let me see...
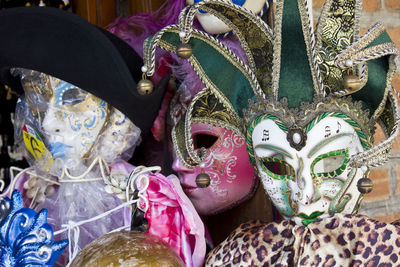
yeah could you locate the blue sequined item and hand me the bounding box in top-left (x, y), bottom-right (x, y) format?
top-left (0, 190), bottom-right (68, 266)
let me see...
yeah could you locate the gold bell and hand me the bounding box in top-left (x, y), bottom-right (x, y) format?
top-left (343, 69), bottom-right (361, 93)
top-left (357, 177), bottom-right (373, 194)
top-left (176, 43), bottom-right (192, 59)
top-left (196, 172), bottom-right (210, 188)
top-left (137, 78), bottom-right (154, 95)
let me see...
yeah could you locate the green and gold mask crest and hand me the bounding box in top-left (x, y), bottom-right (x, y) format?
top-left (142, 0), bottom-right (399, 171)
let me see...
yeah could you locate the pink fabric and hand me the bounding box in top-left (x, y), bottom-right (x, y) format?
top-left (110, 161), bottom-right (206, 267)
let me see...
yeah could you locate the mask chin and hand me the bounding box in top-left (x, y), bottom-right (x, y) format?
top-left (90, 108), bottom-right (141, 164)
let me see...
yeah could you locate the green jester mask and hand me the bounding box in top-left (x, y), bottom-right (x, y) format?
top-left (142, 0), bottom-right (399, 225)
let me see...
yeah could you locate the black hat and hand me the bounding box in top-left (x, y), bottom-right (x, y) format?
top-left (0, 7), bottom-right (168, 133)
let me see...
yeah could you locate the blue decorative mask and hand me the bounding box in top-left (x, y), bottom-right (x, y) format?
top-left (0, 190), bottom-right (68, 266)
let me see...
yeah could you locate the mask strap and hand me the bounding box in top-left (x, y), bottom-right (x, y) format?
top-left (54, 199), bottom-right (137, 265)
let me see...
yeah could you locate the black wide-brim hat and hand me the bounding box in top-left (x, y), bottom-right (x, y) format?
top-left (0, 7), bottom-right (168, 133)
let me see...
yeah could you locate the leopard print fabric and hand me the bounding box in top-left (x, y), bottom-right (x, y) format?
top-left (206, 214), bottom-right (400, 266)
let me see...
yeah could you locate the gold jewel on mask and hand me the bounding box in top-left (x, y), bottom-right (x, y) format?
top-left (176, 31), bottom-right (192, 59)
top-left (342, 61), bottom-right (361, 93)
top-left (357, 176), bottom-right (373, 194)
top-left (196, 162), bottom-right (211, 188)
top-left (286, 127), bottom-right (307, 151)
top-left (137, 72), bottom-right (154, 95)
top-left (176, 43), bottom-right (193, 59)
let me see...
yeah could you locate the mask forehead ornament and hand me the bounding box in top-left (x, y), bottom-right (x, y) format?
top-left (142, 0), bottom-right (399, 224)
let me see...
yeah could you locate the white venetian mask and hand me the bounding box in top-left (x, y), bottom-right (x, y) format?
top-left (41, 79), bottom-right (109, 160)
top-left (249, 113), bottom-right (368, 225)
top-left (187, 0), bottom-right (268, 35)
top-left (14, 69), bottom-right (141, 173)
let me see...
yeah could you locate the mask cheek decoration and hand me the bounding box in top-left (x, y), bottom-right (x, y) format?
top-left (45, 82), bottom-right (108, 159)
top-left (173, 121), bottom-right (257, 215)
top-left (255, 155), bottom-right (298, 216)
top-left (192, 130), bottom-right (218, 182)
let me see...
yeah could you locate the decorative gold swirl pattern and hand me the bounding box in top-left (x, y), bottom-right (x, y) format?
top-left (317, 0), bottom-right (356, 94)
top-left (191, 91), bottom-right (239, 129)
top-left (203, 3), bottom-right (274, 96)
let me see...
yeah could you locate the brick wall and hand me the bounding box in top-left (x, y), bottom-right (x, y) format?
top-left (314, 0), bottom-right (400, 222)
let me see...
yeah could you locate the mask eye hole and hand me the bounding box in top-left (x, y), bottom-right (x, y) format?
top-left (62, 88), bottom-right (87, 106)
top-left (312, 149), bottom-right (349, 178)
top-left (260, 156), bottom-right (295, 180)
top-left (192, 133), bottom-right (218, 149)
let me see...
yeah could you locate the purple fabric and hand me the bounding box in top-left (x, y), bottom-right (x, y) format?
top-left (107, 0), bottom-right (186, 56)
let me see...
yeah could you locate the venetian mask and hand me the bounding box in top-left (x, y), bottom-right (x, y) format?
top-left (172, 122), bottom-right (256, 215)
top-left (13, 69), bottom-right (140, 172)
top-left (248, 110), bottom-right (370, 225)
top-left (41, 79), bottom-right (108, 160)
top-left (187, 0), bottom-right (270, 35)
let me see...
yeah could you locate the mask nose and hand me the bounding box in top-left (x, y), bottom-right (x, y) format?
top-left (296, 173), bottom-right (315, 205)
top-left (295, 156), bottom-right (315, 206)
top-left (172, 157), bottom-right (195, 174)
top-left (42, 108), bottom-right (63, 136)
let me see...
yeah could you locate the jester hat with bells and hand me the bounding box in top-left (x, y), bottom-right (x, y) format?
top-left (141, 0), bottom-right (399, 225)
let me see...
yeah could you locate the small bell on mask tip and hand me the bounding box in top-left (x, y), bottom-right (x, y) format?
top-left (343, 66), bottom-right (361, 93)
top-left (137, 71), bottom-right (154, 95)
top-left (196, 163), bottom-right (210, 188)
top-left (176, 43), bottom-right (193, 59)
top-left (357, 177), bottom-right (373, 194)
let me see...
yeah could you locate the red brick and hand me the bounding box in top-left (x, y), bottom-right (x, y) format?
top-left (393, 74), bottom-right (400, 95)
top-left (391, 134), bottom-right (400, 152)
top-left (374, 213), bottom-right (400, 223)
top-left (360, 28), bottom-right (368, 37)
top-left (362, 0), bottom-right (380, 11)
top-left (363, 169), bottom-right (390, 202)
top-left (387, 28), bottom-right (400, 52)
top-left (391, 75), bottom-right (400, 151)
top-left (373, 123), bottom-right (385, 145)
top-left (313, 0), bottom-right (325, 8)
top-left (386, 0), bottom-right (400, 10)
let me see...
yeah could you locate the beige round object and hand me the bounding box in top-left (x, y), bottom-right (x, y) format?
top-left (357, 177), bottom-right (373, 194)
top-left (195, 173), bottom-right (211, 188)
top-left (70, 231), bottom-right (184, 267)
top-left (176, 43), bottom-right (192, 59)
top-left (28, 177), bottom-right (38, 188)
top-left (343, 74), bottom-right (361, 93)
top-left (137, 79), bottom-right (154, 95)
top-left (45, 185), bottom-right (56, 197)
